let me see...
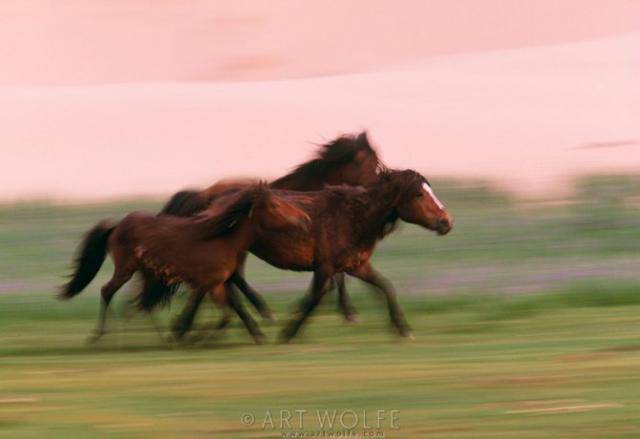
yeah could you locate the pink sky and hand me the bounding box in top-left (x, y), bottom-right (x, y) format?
top-left (1, 1), bottom-right (639, 200)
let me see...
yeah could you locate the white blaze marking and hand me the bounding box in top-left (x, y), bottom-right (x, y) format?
top-left (422, 182), bottom-right (445, 209)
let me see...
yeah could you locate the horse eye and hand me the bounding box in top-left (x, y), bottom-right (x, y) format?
top-left (416, 192), bottom-right (423, 198)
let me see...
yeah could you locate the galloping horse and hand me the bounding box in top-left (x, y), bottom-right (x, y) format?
top-left (274, 169), bottom-right (452, 340)
top-left (140, 132), bottom-right (382, 323)
top-left (60, 184), bottom-right (310, 343)
top-left (174, 169), bottom-right (453, 341)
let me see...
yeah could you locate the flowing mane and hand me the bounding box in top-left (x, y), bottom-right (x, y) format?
top-left (193, 183), bottom-right (267, 240)
top-left (376, 168), bottom-right (428, 198)
top-left (138, 131), bottom-right (385, 313)
top-left (271, 131), bottom-right (379, 187)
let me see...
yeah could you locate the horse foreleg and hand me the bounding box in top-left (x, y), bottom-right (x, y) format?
top-left (171, 288), bottom-right (207, 340)
top-left (348, 263), bottom-right (412, 338)
top-left (280, 270), bottom-right (332, 343)
top-left (335, 273), bottom-right (358, 323)
top-left (214, 303), bottom-right (233, 330)
top-left (230, 266), bottom-right (275, 321)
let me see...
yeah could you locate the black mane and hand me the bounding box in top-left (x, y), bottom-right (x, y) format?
top-left (350, 169), bottom-right (428, 241)
top-left (271, 131), bottom-right (378, 187)
top-left (193, 183), bottom-right (267, 239)
top-left (376, 168), bottom-right (427, 197)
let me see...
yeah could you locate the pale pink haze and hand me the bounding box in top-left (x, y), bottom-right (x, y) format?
top-left (1, 0), bottom-right (639, 200)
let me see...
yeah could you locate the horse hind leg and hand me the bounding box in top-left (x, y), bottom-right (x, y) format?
top-left (230, 270), bottom-right (275, 322)
top-left (225, 283), bottom-right (266, 344)
top-left (88, 267), bottom-right (135, 343)
top-left (214, 304), bottom-right (233, 331)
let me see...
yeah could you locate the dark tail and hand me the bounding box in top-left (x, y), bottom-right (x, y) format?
top-left (160, 189), bottom-right (206, 216)
top-left (136, 275), bottom-right (178, 312)
top-left (59, 220), bottom-right (115, 299)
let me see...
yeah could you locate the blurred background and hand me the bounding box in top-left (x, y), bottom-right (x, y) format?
top-left (1, 1), bottom-right (639, 437)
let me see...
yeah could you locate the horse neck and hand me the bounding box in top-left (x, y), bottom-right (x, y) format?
top-left (348, 183), bottom-right (403, 243)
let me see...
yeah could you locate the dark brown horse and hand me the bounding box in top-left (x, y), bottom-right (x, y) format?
top-left (59, 184), bottom-right (310, 342)
top-left (276, 169), bottom-right (452, 340)
top-left (141, 132), bottom-right (382, 323)
top-left (175, 169), bottom-right (452, 341)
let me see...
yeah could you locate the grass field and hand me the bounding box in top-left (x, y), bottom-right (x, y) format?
top-left (2, 291), bottom-right (640, 438)
top-left (1, 176), bottom-right (640, 437)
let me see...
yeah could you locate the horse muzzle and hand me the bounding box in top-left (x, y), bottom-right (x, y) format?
top-left (436, 216), bottom-right (452, 235)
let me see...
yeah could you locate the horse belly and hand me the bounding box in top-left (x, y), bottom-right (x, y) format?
top-left (250, 234), bottom-right (314, 272)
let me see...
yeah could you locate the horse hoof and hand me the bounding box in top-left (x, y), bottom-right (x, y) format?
top-left (86, 332), bottom-right (105, 344)
top-left (170, 328), bottom-right (187, 343)
top-left (345, 315), bottom-right (360, 324)
top-left (253, 334), bottom-right (267, 345)
top-left (278, 332), bottom-right (293, 344)
top-left (186, 331), bottom-right (208, 344)
top-left (400, 330), bottom-right (415, 341)
top-left (263, 313), bottom-right (277, 324)
top-left (214, 320), bottom-right (232, 331)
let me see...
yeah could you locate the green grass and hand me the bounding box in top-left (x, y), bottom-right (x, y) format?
top-left (0, 290), bottom-right (640, 438)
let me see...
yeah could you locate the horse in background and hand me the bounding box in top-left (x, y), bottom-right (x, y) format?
top-left (140, 132), bottom-right (382, 323)
top-left (59, 183), bottom-right (310, 343)
top-left (173, 169), bottom-right (452, 341)
top-left (270, 169), bottom-right (453, 341)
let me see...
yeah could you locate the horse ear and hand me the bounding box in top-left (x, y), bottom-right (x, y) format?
top-left (356, 131), bottom-right (371, 149)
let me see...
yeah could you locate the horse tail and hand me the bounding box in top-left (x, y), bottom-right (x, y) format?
top-left (160, 189), bottom-right (207, 217)
top-left (59, 220), bottom-right (115, 299)
top-left (135, 274), bottom-right (176, 312)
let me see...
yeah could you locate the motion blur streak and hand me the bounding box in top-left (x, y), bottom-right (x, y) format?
top-left (1, 1), bottom-right (640, 437)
